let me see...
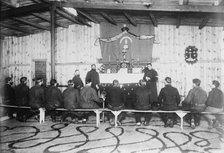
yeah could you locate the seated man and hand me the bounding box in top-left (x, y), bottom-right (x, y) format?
top-left (105, 80), bottom-right (126, 126)
top-left (79, 81), bottom-right (102, 123)
top-left (3, 77), bottom-right (15, 119)
top-left (204, 80), bottom-right (224, 129)
top-left (29, 78), bottom-right (45, 120)
top-left (14, 77), bottom-right (29, 122)
top-left (158, 77), bottom-right (180, 128)
top-left (183, 78), bottom-right (207, 129)
top-left (61, 80), bottom-right (81, 122)
top-left (133, 79), bottom-right (152, 126)
top-left (46, 79), bottom-right (63, 122)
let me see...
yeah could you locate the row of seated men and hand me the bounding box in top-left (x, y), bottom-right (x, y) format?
top-left (3, 76), bottom-right (224, 129)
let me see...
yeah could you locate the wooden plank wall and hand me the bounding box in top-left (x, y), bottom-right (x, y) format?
top-left (153, 25), bottom-right (224, 96)
top-left (1, 23), bottom-right (223, 96)
top-left (1, 23), bottom-right (101, 87)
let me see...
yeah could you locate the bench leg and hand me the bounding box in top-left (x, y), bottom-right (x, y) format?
top-left (94, 110), bottom-right (102, 127)
top-left (39, 108), bottom-right (45, 124)
top-left (111, 111), bottom-right (121, 128)
top-left (176, 112), bottom-right (188, 130)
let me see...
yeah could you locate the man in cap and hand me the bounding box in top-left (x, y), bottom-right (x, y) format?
top-left (158, 77), bottom-right (181, 127)
top-left (46, 79), bottom-right (63, 122)
top-left (143, 63), bottom-right (158, 105)
top-left (183, 78), bottom-right (207, 129)
top-left (133, 79), bottom-right (152, 126)
top-left (14, 77), bottom-right (29, 122)
top-left (204, 80), bottom-right (224, 129)
top-left (29, 78), bottom-right (45, 120)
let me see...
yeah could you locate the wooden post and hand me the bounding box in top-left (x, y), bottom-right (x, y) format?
top-left (50, 2), bottom-right (56, 79)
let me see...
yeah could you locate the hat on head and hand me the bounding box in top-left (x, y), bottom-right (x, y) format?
top-left (147, 63), bottom-right (152, 66)
top-left (5, 77), bottom-right (12, 83)
top-left (193, 78), bottom-right (201, 86)
top-left (212, 80), bottom-right (220, 88)
top-left (165, 77), bottom-right (171, 83)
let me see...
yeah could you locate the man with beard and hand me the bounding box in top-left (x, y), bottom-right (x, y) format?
top-left (14, 77), bottom-right (29, 122)
top-left (85, 64), bottom-right (100, 92)
top-left (143, 63), bottom-right (158, 105)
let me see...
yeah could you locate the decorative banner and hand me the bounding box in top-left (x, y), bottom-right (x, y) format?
top-left (99, 23), bottom-right (155, 63)
top-left (184, 46), bottom-right (198, 64)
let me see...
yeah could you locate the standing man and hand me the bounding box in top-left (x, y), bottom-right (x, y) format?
top-left (158, 77), bottom-right (181, 128)
top-left (72, 69), bottom-right (84, 90)
top-left (46, 79), bottom-right (63, 122)
top-left (133, 79), bottom-right (152, 126)
top-left (143, 63), bottom-right (158, 104)
top-left (204, 80), bottom-right (224, 129)
top-left (3, 77), bottom-right (15, 118)
top-left (14, 77), bottom-right (29, 122)
top-left (85, 64), bottom-right (100, 92)
top-left (183, 78), bottom-right (207, 129)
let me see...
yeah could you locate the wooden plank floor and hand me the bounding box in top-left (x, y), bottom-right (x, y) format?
top-left (0, 115), bottom-right (224, 153)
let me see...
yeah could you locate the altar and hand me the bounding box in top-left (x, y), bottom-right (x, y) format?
top-left (99, 69), bottom-right (144, 84)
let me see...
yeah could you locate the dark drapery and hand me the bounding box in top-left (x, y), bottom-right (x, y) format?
top-left (100, 23), bottom-right (154, 63)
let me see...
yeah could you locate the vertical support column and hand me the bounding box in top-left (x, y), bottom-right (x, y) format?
top-left (50, 2), bottom-right (56, 79)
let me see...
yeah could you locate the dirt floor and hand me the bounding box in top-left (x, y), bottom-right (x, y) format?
top-left (0, 114), bottom-right (224, 153)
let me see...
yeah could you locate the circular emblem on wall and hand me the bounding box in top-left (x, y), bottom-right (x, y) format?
top-left (184, 46), bottom-right (198, 64)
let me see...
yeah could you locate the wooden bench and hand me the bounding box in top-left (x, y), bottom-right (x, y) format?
top-left (1, 104), bottom-right (223, 130)
top-left (0, 104), bottom-right (45, 124)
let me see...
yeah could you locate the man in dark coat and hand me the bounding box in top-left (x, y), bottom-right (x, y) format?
top-left (183, 78), bottom-right (207, 129)
top-left (14, 77), bottom-right (29, 122)
top-left (158, 77), bottom-right (181, 127)
top-left (204, 80), bottom-right (224, 129)
top-left (3, 77), bottom-right (15, 118)
top-left (72, 69), bottom-right (84, 90)
top-left (106, 80), bottom-right (126, 125)
top-left (143, 63), bottom-right (158, 104)
top-left (29, 78), bottom-right (45, 116)
top-left (79, 81), bottom-right (102, 123)
top-left (85, 64), bottom-right (100, 92)
top-left (133, 79), bottom-right (152, 126)
top-left (46, 79), bottom-right (63, 122)
top-left (61, 80), bottom-right (81, 121)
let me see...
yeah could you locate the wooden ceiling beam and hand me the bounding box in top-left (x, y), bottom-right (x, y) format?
top-left (0, 22), bottom-right (32, 34)
top-left (199, 16), bottom-right (210, 29)
top-left (0, 3), bottom-right (49, 21)
top-left (77, 9), bottom-right (99, 23)
top-left (176, 14), bottom-right (181, 28)
top-left (100, 12), bottom-right (117, 25)
top-left (13, 17), bottom-right (50, 31)
top-left (149, 13), bottom-right (158, 27)
top-left (55, 8), bottom-right (83, 25)
top-left (219, 0), bottom-right (224, 5)
top-left (32, 13), bottom-right (68, 28)
top-left (59, 7), bottom-right (91, 27)
top-left (57, 1), bottom-right (224, 13)
top-left (123, 12), bottom-right (137, 26)
top-left (179, 0), bottom-right (189, 5)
